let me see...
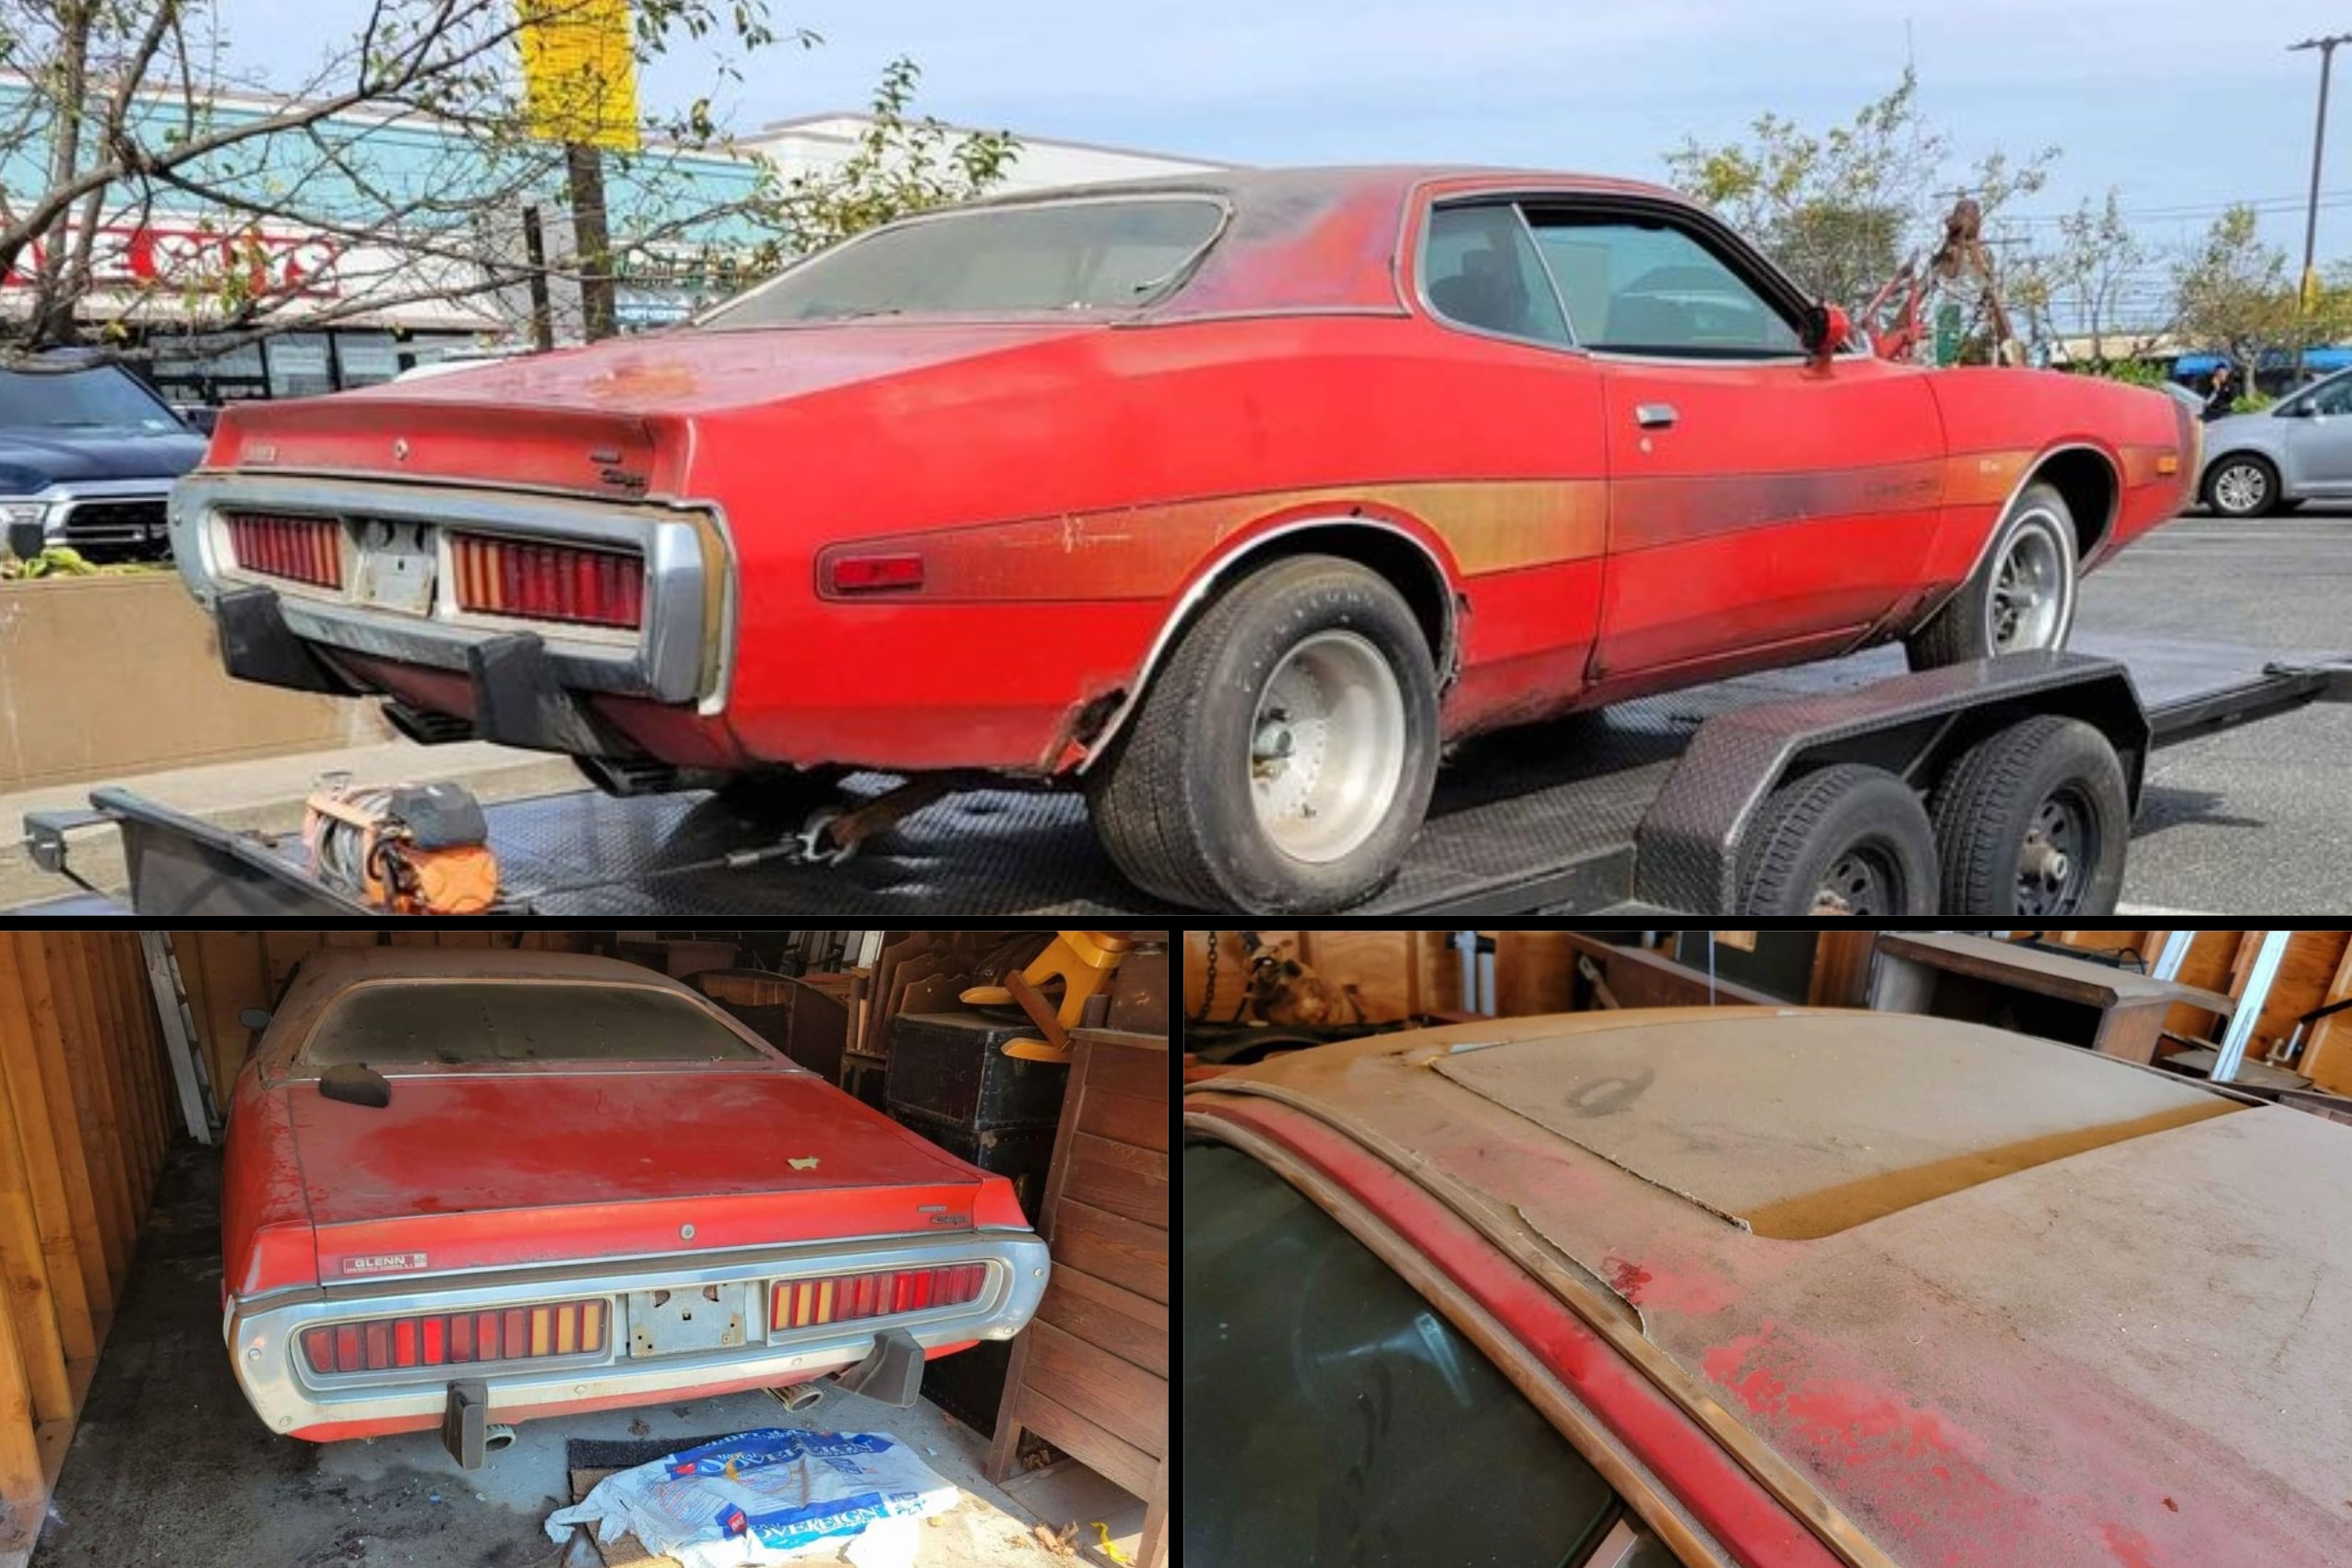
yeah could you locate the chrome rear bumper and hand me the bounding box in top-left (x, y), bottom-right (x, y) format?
top-left (225, 1230), bottom-right (1048, 1436)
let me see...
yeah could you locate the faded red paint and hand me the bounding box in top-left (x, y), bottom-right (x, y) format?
top-left (1603, 1255), bottom-right (1653, 1301)
top-left (221, 949), bottom-right (1037, 1440)
top-left (2099, 1522), bottom-right (2163, 1568)
top-left (1197, 1098), bottom-right (1843, 1568)
top-left (192, 166), bottom-right (2193, 780)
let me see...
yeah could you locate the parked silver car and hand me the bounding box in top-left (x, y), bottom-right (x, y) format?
top-left (2198, 367), bottom-right (2352, 516)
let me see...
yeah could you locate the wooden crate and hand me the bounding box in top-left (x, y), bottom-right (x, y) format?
top-left (984, 1028), bottom-right (1168, 1568)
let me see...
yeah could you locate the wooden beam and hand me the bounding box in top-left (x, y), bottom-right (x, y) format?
top-left (2295, 937), bottom-right (2352, 1094)
top-left (38, 934), bottom-right (133, 1293)
top-left (3, 937), bottom-right (113, 1320)
top-left (0, 945), bottom-right (95, 1369)
top-left (1809, 932), bottom-right (1879, 1007)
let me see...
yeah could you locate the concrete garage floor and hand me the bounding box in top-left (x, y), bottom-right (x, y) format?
top-left (32, 1147), bottom-right (1102, 1568)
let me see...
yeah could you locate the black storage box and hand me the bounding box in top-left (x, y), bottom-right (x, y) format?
top-left (888, 1106), bottom-right (1059, 1224)
top-left (885, 1010), bottom-right (1071, 1130)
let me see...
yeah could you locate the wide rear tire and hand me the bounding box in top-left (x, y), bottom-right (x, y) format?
top-left (1089, 554), bottom-right (1440, 912)
top-left (1906, 481), bottom-right (2079, 670)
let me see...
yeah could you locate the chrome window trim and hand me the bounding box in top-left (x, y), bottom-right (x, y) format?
top-left (1411, 196), bottom-right (1588, 357)
top-left (228, 1230), bottom-right (1049, 1432)
top-left (170, 471), bottom-right (728, 707)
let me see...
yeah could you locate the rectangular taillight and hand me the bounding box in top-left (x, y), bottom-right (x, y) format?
top-left (299, 1299), bottom-right (606, 1374)
top-left (769, 1263), bottom-right (986, 1334)
top-left (225, 512), bottom-right (342, 589)
top-left (451, 532), bottom-right (644, 629)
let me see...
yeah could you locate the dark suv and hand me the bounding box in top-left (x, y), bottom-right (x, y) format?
top-left (0, 355), bottom-right (208, 561)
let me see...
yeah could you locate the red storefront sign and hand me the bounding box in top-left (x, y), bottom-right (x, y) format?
top-left (3, 224), bottom-right (339, 297)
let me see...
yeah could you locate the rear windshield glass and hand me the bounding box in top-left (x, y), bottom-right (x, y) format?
top-left (305, 982), bottom-right (766, 1066)
top-left (699, 196), bottom-right (1227, 327)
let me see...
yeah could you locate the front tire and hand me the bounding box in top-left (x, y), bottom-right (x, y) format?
top-left (1089, 554), bottom-right (1440, 912)
top-left (1738, 764), bottom-right (1940, 915)
top-left (1930, 716), bottom-right (2128, 916)
top-left (1905, 481), bottom-right (2079, 670)
top-left (2204, 454), bottom-right (2280, 518)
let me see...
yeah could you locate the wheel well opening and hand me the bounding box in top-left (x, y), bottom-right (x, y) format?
top-left (1218, 523), bottom-right (1455, 669)
top-left (2033, 448), bottom-right (2120, 561)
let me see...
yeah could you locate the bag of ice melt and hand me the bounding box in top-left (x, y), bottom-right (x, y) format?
top-left (544, 1427), bottom-right (958, 1567)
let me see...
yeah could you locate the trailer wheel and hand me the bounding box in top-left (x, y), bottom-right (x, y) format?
top-left (1930, 716), bottom-right (2127, 916)
top-left (1088, 553), bottom-right (1439, 912)
top-left (1739, 764), bottom-right (1939, 916)
top-left (1906, 481), bottom-right (2078, 670)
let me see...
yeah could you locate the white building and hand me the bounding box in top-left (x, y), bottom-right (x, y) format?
top-left (741, 113), bottom-right (1229, 196)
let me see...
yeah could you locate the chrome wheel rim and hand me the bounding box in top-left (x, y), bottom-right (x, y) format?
top-left (2016, 788), bottom-right (2093, 916)
top-left (1988, 516), bottom-right (2068, 652)
top-left (1248, 629), bottom-right (1407, 862)
top-left (2212, 462), bottom-right (2268, 516)
top-left (1812, 847), bottom-right (1895, 917)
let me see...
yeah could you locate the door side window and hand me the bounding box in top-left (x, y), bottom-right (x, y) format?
top-left (1184, 1140), bottom-right (1668, 1567)
top-left (1524, 211), bottom-right (1804, 358)
top-left (1421, 203), bottom-right (1574, 348)
top-left (2306, 376), bottom-right (2352, 416)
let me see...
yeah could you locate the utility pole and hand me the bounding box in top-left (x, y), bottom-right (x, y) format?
top-left (2289, 33), bottom-right (2352, 387)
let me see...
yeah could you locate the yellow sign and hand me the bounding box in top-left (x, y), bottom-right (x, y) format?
top-left (517, 0), bottom-right (640, 150)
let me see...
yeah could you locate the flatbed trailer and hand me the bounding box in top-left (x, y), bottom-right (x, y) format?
top-left (23, 634), bottom-right (2352, 918)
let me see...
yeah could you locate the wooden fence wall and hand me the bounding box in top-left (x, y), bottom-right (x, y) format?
top-left (0, 932), bottom-right (176, 1555)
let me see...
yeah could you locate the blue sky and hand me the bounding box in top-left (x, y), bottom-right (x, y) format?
top-left (229, 1), bottom-right (2352, 267)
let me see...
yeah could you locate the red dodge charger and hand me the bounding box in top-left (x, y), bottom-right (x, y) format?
top-left (220, 949), bottom-right (1047, 1453)
top-left (170, 168), bottom-right (2195, 910)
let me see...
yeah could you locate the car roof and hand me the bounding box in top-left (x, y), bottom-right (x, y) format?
top-left (949, 164), bottom-right (1697, 320)
top-left (1186, 1007), bottom-right (2352, 1568)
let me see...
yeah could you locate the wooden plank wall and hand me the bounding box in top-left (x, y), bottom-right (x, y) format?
top-left (0, 933), bottom-right (175, 1556)
top-left (171, 929), bottom-right (593, 1113)
top-left (1182, 930), bottom-right (1597, 1023)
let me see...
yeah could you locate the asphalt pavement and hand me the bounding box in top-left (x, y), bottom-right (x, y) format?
top-left (2094, 505), bottom-right (2352, 913)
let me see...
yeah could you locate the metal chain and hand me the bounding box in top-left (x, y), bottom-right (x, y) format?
top-left (1190, 932), bottom-right (1218, 1024)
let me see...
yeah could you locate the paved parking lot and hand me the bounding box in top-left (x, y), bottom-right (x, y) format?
top-left (2094, 505), bottom-right (2352, 913)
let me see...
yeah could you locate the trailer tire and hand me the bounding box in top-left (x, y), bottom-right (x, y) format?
top-left (1930, 715), bottom-right (2127, 916)
top-left (1739, 764), bottom-right (1939, 916)
top-left (1906, 481), bottom-right (2078, 670)
top-left (1088, 554), bottom-right (1439, 912)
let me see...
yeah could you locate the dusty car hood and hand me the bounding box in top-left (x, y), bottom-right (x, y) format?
top-left (285, 1065), bottom-right (992, 1277)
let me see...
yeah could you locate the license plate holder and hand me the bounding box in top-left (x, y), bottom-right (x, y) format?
top-left (355, 521), bottom-right (437, 614)
top-left (626, 1282), bottom-right (748, 1357)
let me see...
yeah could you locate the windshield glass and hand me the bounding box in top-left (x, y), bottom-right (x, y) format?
top-left (0, 365), bottom-right (183, 431)
top-left (304, 981), bottom-right (768, 1066)
top-left (701, 196), bottom-right (1228, 327)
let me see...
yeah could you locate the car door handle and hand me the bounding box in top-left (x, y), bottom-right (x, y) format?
top-left (1634, 403), bottom-right (1679, 429)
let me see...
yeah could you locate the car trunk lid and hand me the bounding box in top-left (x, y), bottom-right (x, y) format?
top-left (286, 1067), bottom-right (991, 1283)
top-left (199, 321), bottom-right (1099, 498)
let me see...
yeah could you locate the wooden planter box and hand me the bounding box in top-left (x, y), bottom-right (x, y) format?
top-left (0, 575), bottom-right (386, 791)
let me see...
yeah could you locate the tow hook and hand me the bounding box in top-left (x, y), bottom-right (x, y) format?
top-left (796, 777), bottom-right (968, 865)
top-left (443, 1378), bottom-right (490, 1468)
top-left (827, 1329), bottom-right (925, 1408)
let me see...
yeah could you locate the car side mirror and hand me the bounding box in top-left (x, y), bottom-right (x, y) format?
top-left (319, 1063), bottom-right (392, 1109)
top-left (1802, 302), bottom-right (1850, 365)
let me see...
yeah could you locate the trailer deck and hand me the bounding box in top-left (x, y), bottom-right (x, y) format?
top-left (23, 632), bottom-right (2352, 917)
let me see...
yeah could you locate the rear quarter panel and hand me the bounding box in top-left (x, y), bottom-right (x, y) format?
top-left (695, 314), bottom-right (1615, 767)
top-left (221, 1070), bottom-right (318, 1301)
